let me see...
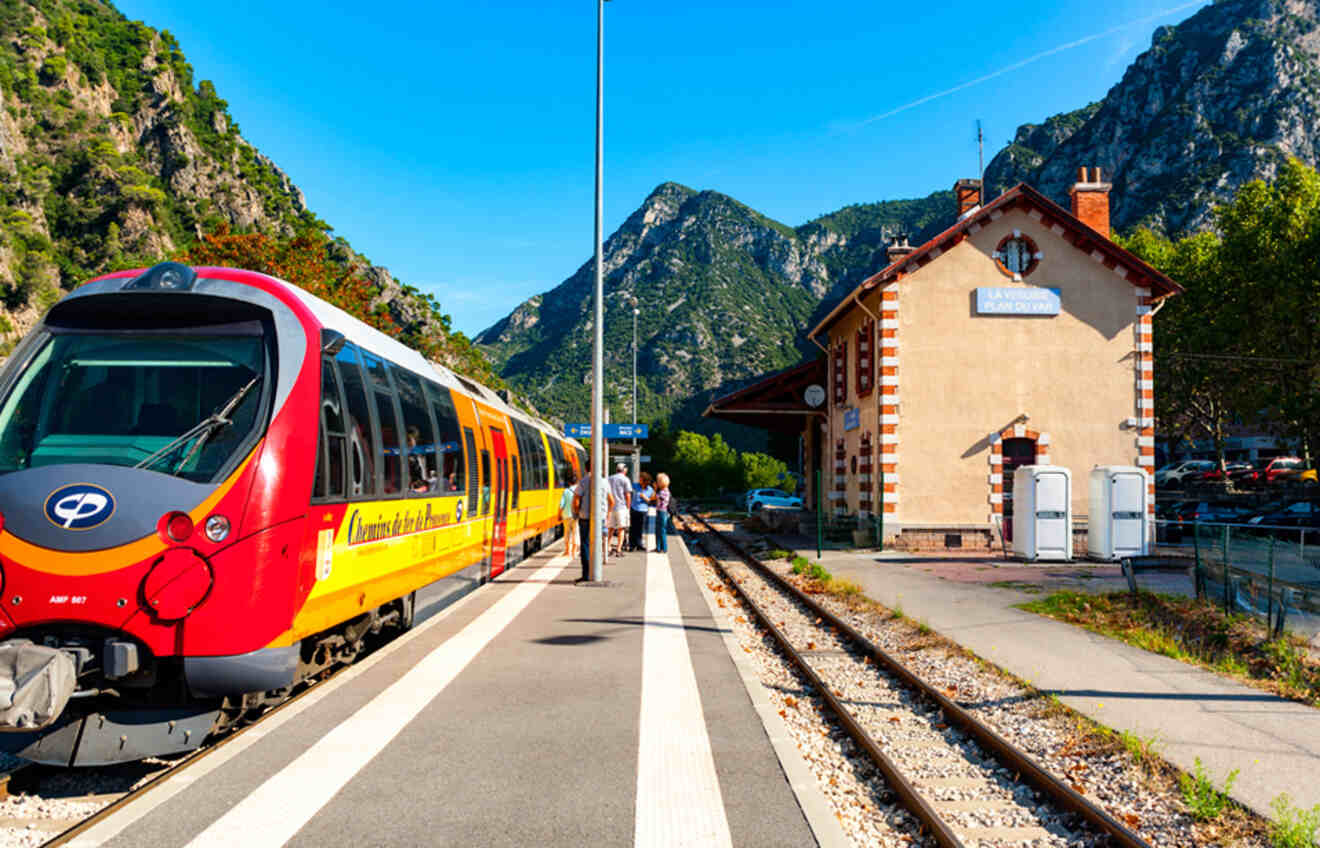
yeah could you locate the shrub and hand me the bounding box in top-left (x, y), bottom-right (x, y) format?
top-left (1270, 794), bottom-right (1320, 848)
top-left (39, 55), bottom-right (66, 85)
top-left (790, 556), bottom-right (809, 574)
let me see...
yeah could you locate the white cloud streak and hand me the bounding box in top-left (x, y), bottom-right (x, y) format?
top-left (846, 1), bottom-right (1207, 128)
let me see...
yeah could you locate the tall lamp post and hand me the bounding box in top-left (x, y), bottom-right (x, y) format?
top-left (587, 0), bottom-right (606, 583)
top-left (631, 300), bottom-right (640, 480)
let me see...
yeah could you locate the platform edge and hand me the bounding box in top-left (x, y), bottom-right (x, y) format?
top-left (674, 534), bottom-right (851, 848)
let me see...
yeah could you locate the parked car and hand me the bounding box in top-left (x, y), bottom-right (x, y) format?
top-left (1158, 499), bottom-right (1252, 542)
top-left (1259, 456), bottom-right (1318, 485)
top-left (1154, 460), bottom-right (1215, 488)
top-left (1226, 462), bottom-right (1264, 486)
top-left (1196, 462), bottom-right (1254, 483)
top-left (1245, 500), bottom-right (1320, 542)
top-left (744, 488), bottom-right (803, 512)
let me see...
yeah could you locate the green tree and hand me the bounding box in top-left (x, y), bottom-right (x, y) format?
top-left (740, 451), bottom-right (788, 490)
top-left (1121, 158), bottom-right (1320, 464)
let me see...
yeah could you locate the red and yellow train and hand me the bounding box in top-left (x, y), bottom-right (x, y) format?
top-left (0, 262), bottom-right (583, 766)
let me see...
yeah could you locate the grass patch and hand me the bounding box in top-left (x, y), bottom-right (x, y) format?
top-left (765, 548), bottom-right (793, 561)
top-left (1017, 590), bottom-right (1320, 705)
top-left (987, 580), bottom-right (1044, 594)
top-left (828, 578), bottom-right (862, 599)
top-left (1180, 757), bottom-right (1238, 821)
top-left (790, 556), bottom-right (809, 574)
top-left (1118, 729), bottom-right (1163, 774)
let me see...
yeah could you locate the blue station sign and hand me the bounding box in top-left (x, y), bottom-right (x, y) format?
top-left (843, 408), bottom-right (860, 431)
top-left (565, 423), bottom-right (649, 440)
top-left (975, 287), bottom-right (1061, 315)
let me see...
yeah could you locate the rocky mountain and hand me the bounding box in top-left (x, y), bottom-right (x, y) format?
top-left (476, 183), bottom-right (954, 437)
top-left (483, 0), bottom-right (1320, 436)
top-left (0, 0), bottom-right (493, 382)
top-left (984, 0), bottom-right (1320, 235)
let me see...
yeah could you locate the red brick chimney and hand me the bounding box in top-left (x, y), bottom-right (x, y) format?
top-left (1069, 166), bottom-right (1112, 239)
top-left (954, 179), bottom-right (982, 218)
top-left (886, 234), bottom-right (914, 266)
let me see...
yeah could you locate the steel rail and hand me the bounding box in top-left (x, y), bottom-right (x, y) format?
top-left (683, 511), bottom-right (1151, 848)
top-left (38, 663), bottom-right (352, 848)
top-left (678, 513), bottom-right (963, 847)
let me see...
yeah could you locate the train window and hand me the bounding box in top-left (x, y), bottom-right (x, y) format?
top-left (511, 420), bottom-right (549, 491)
top-left (535, 431), bottom-right (549, 488)
top-left (548, 438), bottom-right (570, 486)
top-left (313, 356), bottom-right (348, 501)
top-left (511, 444), bottom-right (520, 509)
top-left (392, 369), bottom-right (438, 496)
top-left (481, 449), bottom-right (492, 515)
top-left (463, 427), bottom-right (479, 517)
top-left (425, 381), bottom-right (464, 495)
top-left (374, 385), bottom-right (404, 496)
top-left (360, 350), bottom-right (391, 389)
top-left (334, 345), bottom-right (376, 498)
top-left (0, 326), bottom-right (268, 482)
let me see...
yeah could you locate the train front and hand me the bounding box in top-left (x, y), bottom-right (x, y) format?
top-left (0, 263), bottom-right (315, 766)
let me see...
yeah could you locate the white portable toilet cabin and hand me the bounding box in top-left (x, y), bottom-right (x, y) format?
top-left (1011, 465), bottom-right (1072, 562)
top-left (1088, 466), bottom-right (1149, 561)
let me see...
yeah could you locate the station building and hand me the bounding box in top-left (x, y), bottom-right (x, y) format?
top-left (707, 169), bottom-right (1182, 549)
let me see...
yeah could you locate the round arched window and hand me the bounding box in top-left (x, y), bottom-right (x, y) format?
top-left (993, 231), bottom-right (1041, 279)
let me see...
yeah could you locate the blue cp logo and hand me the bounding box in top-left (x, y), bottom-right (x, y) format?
top-left (45, 484), bottom-right (116, 530)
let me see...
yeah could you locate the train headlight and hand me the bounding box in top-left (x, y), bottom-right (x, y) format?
top-left (204, 515), bottom-right (230, 543)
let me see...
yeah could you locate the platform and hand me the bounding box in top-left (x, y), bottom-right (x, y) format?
top-left (69, 520), bottom-right (838, 848)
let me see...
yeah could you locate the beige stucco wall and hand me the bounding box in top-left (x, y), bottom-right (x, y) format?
top-left (825, 206), bottom-right (1141, 525)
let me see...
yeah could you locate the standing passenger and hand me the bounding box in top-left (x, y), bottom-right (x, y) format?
top-left (629, 472), bottom-right (654, 553)
top-left (559, 469), bottom-right (578, 560)
top-left (607, 463), bottom-right (632, 557)
top-left (572, 460), bottom-right (614, 579)
top-left (653, 472), bottom-right (672, 554)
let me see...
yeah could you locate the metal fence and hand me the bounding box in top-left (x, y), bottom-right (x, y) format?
top-left (1154, 519), bottom-right (1320, 639)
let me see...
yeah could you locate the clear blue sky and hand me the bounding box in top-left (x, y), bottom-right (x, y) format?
top-left (114, 0), bottom-right (1211, 336)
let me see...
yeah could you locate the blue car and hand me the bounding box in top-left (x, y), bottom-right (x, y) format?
top-left (744, 488), bottom-right (803, 512)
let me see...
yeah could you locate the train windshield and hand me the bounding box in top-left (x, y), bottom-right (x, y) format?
top-left (0, 323), bottom-right (269, 482)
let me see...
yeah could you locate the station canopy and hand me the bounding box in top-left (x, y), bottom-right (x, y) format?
top-left (703, 358), bottom-right (826, 433)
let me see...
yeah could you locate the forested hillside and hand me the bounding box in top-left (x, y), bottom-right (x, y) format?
top-left (0, 0), bottom-right (497, 383)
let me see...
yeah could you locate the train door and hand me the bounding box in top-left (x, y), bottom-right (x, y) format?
top-left (488, 428), bottom-right (510, 577)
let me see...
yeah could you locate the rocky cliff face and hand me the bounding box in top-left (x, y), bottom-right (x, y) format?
top-left (985, 0), bottom-right (1320, 234)
top-left (487, 0), bottom-right (1320, 434)
top-left (477, 183), bottom-right (955, 432)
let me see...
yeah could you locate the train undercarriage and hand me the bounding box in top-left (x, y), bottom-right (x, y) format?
top-left (0, 595), bottom-right (414, 767)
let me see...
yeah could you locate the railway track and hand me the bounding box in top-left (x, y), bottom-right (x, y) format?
top-left (680, 511), bottom-right (1151, 848)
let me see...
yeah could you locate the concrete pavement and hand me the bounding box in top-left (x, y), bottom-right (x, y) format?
top-left (78, 525), bottom-right (833, 848)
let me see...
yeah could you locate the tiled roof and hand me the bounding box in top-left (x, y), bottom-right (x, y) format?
top-left (810, 183), bottom-right (1183, 338)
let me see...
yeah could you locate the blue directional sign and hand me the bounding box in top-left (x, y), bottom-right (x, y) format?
top-left (565, 423), bottom-right (649, 439)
